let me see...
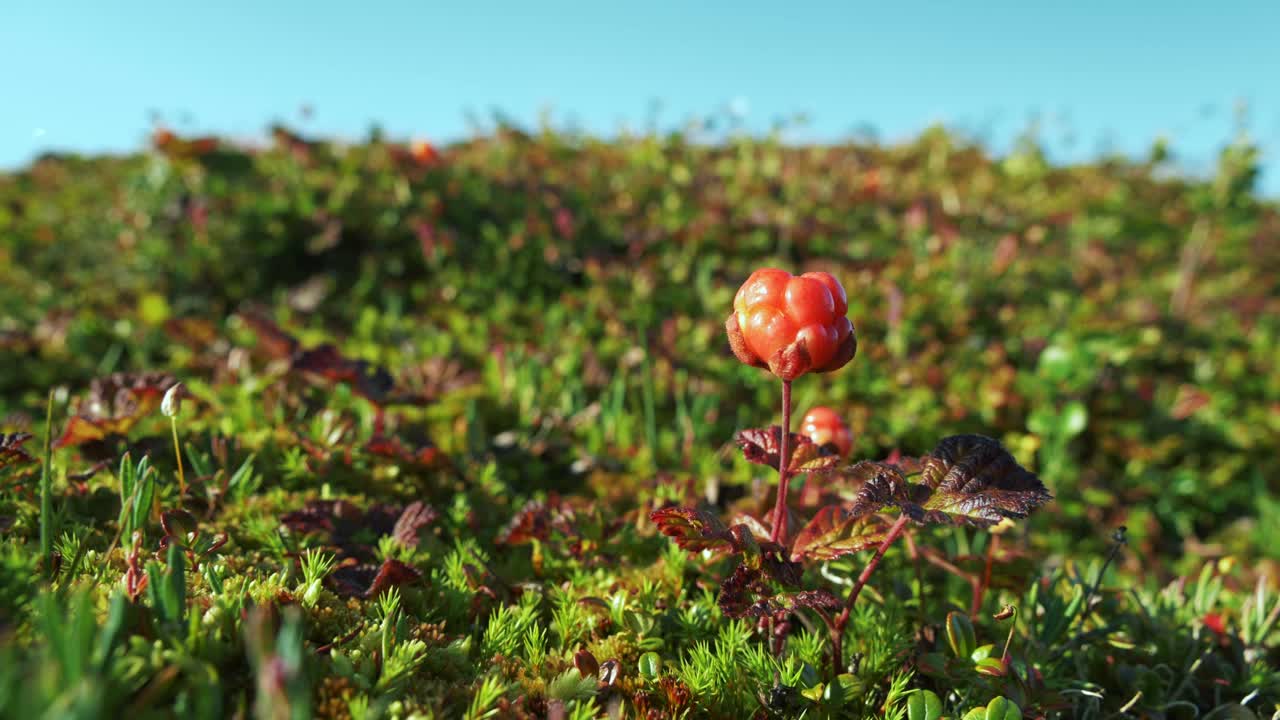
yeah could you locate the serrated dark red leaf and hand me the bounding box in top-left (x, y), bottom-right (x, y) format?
top-left (280, 499), bottom-right (402, 562)
top-left (238, 310), bottom-right (300, 361)
top-left (845, 462), bottom-right (921, 516)
top-left (649, 506), bottom-right (734, 552)
top-left (793, 589), bottom-right (843, 608)
top-left (367, 433), bottom-right (442, 468)
top-left (293, 344), bottom-right (397, 404)
top-left (363, 558), bottom-right (422, 598)
top-left (392, 501), bottom-right (438, 548)
top-left (718, 564), bottom-right (769, 617)
top-left (736, 426), bottom-right (832, 471)
top-left (718, 563), bottom-right (841, 618)
top-left (0, 433), bottom-right (35, 471)
top-left (886, 453), bottom-right (926, 476)
top-left (790, 505), bottom-right (889, 561)
top-left (53, 373), bottom-right (178, 449)
top-left (329, 557), bottom-right (422, 598)
top-left (161, 509), bottom-right (199, 538)
top-left (497, 500), bottom-right (555, 545)
top-left (913, 435), bottom-right (1053, 527)
top-left (759, 545), bottom-right (804, 588)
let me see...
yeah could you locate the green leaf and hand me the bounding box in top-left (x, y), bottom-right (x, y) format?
top-left (637, 651), bottom-right (661, 680)
top-left (906, 690), bottom-right (943, 720)
top-left (161, 508), bottom-right (199, 539)
top-left (164, 541), bottom-right (186, 626)
top-left (623, 610), bottom-right (654, 637)
top-left (945, 611), bottom-right (976, 659)
top-left (821, 676), bottom-right (845, 708)
top-left (975, 657), bottom-right (1006, 676)
top-left (984, 696), bottom-right (1021, 720)
top-left (93, 592), bottom-right (130, 671)
top-left (1060, 401), bottom-right (1088, 438)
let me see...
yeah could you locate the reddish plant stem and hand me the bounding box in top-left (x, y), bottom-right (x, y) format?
top-left (976, 535), bottom-right (998, 614)
top-left (829, 514), bottom-right (912, 677)
top-left (917, 546), bottom-right (983, 615)
top-left (769, 379), bottom-right (794, 545)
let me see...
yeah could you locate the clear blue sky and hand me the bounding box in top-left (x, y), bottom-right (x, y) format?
top-left (4, 0), bottom-right (1279, 193)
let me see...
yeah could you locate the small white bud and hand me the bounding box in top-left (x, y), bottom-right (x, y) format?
top-left (161, 383), bottom-right (184, 418)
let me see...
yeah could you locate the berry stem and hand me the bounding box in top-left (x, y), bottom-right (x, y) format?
top-left (170, 417), bottom-right (186, 498)
top-left (770, 379), bottom-right (794, 545)
top-left (829, 513), bottom-right (911, 676)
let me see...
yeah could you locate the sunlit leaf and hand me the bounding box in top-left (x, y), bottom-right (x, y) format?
top-left (293, 344), bottom-right (397, 404)
top-left (649, 506), bottom-right (733, 552)
top-left (53, 373), bottom-right (178, 449)
top-left (914, 435), bottom-right (1052, 527)
top-left (392, 501), bottom-right (438, 548)
top-left (844, 462), bottom-right (922, 516)
top-left (735, 426), bottom-right (840, 473)
top-left (718, 564), bottom-right (841, 618)
top-left (329, 558), bottom-right (422, 598)
top-left (790, 505), bottom-right (888, 561)
top-left (0, 432), bottom-right (35, 471)
top-left (367, 432), bottom-right (442, 469)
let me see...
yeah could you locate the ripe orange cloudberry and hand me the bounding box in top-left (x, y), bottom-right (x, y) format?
top-left (800, 406), bottom-right (853, 457)
top-left (726, 268), bottom-right (856, 380)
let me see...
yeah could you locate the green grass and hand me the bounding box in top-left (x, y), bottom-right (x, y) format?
top-left (0, 123), bottom-right (1277, 718)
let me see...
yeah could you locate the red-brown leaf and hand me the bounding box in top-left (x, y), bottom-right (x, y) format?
top-left (367, 433), bottom-right (441, 468)
top-left (238, 310), bottom-right (300, 361)
top-left (53, 373), bottom-right (178, 449)
top-left (649, 506), bottom-right (734, 552)
top-left (363, 558), bottom-right (422, 598)
top-left (329, 558), bottom-right (422, 598)
top-left (790, 505), bottom-right (888, 561)
top-left (736, 426), bottom-right (837, 472)
top-left (0, 433), bottom-right (35, 471)
top-left (392, 501), bottom-right (438, 548)
top-left (718, 563), bottom-right (841, 618)
top-left (914, 435), bottom-right (1053, 527)
top-left (293, 345), bottom-right (397, 404)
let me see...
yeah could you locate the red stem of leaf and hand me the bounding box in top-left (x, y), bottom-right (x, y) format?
top-left (844, 513), bottom-right (911, 612)
top-left (830, 513), bottom-right (911, 677)
top-left (976, 535), bottom-right (998, 615)
top-left (770, 380), bottom-right (793, 545)
top-left (917, 546), bottom-right (982, 615)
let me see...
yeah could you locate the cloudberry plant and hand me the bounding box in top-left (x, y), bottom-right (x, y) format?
top-left (726, 268), bottom-right (857, 545)
top-left (653, 267), bottom-right (1052, 678)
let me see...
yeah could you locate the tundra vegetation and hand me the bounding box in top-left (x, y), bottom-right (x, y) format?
top-left (0, 122), bottom-right (1277, 718)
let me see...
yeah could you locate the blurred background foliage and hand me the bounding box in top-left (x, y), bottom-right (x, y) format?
top-left (5, 122), bottom-right (1274, 571)
top-left (0, 120), bottom-right (1277, 574)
